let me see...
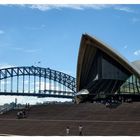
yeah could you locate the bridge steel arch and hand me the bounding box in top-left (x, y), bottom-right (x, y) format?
top-left (0, 66), bottom-right (76, 98)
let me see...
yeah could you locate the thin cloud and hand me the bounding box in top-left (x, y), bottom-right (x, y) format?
top-left (134, 50), bottom-right (140, 56)
top-left (29, 4), bottom-right (135, 13)
top-left (0, 30), bottom-right (5, 35)
top-left (0, 63), bottom-right (15, 69)
top-left (132, 17), bottom-right (140, 23)
top-left (25, 24), bottom-right (46, 30)
top-left (16, 47), bottom-right (40, 53)
top-left (29, 4), bottom-right (110, 11)
top-left (113, 5), bottom-right (134, 13)
top-left (30, 4), bottom-right (86, 11)
top-left (0, 45), bottom-right (40, 53)
top-left (12, 47), bottom-right (23, 51)
top-left (124, 45), bottom-right (128, 49)
top-left (24, 49), bottom-right (40, 53)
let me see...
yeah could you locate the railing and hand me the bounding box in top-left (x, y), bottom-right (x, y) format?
top-left (0, 105), bottom-right (14, 114)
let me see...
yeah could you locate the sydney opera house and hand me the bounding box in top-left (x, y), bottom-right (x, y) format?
top-left (76, 34), bottom-right (140, 103)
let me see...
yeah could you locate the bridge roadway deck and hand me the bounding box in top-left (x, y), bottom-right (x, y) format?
top-left (1, 103), bottom-right (140, 136)
top-left (0, 92), bottom-right (74, 98)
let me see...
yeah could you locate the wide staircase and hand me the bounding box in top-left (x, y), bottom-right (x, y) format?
top-left (0, 102), bottom-right (140, 135)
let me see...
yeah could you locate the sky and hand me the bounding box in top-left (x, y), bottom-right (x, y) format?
top-left (0, 4), bottom-right (140, 105)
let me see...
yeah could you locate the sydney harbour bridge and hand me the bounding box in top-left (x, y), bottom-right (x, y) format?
top-left (0, 66), bottom-right (76, 99)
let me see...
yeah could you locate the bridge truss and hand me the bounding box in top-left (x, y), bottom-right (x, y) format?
top-left (0, 66), bottom-right (76, 99)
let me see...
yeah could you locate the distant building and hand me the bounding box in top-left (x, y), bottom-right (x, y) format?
top-left (76, 34), bottom-right (140, 103)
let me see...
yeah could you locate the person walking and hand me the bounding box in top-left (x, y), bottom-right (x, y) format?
top-left (22, 109), bottom-right (26, 118)
top-left (66, 126), bottom-right (70, 136)
top-left (78, 125), bottom-right (83, 136)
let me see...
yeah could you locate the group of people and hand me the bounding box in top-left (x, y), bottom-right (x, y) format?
top-left (17, 109), bottom-right (26, 119)
top-left (66, 125), bottom-right (83, 136)
top-left (17, 103), bottom-right (30, 119)
top-left (25, 103), bottom-right (30, 109)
